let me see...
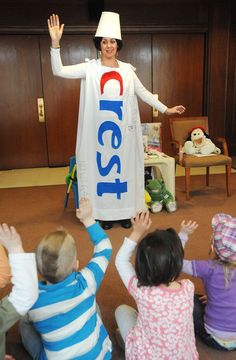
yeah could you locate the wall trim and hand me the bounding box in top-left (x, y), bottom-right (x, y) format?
top-left (0, 24), bottom-right (208, 35)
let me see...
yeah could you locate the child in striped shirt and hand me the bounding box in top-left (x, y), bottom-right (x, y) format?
top-left (20, 198), bottom-right (112, 360)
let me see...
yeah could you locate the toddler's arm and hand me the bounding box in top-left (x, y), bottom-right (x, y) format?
top-left (76, 198), bottom-right (112, 294)
top-left (179, 220), bottom-right (199, 247)
top-left (178, 220), bottom-right (198, 275)
top-left (115, 211), bottom-right (152, 288)
top-left (0, 244), bottom-right (11, 288)
top-left (0, 223), bottom-right (38, 325)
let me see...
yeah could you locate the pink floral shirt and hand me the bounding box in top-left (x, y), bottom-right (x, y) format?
top-left (126, 276), bottom-right (199, 360)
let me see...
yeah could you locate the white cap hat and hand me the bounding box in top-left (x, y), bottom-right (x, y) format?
top-left (95, 11), bottom-right (122, 40)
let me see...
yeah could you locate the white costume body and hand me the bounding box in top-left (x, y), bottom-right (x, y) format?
top-left (50, 48), bottom-right (167, 220)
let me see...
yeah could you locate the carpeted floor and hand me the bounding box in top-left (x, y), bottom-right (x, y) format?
top-left (1, 172), bottom-right (236, 359)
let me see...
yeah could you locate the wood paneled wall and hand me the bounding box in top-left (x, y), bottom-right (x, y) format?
top-left (0, 0), bottom-right (235, 169)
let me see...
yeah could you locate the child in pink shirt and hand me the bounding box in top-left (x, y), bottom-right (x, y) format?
top-left (115, 211), bottom-right (199, 359)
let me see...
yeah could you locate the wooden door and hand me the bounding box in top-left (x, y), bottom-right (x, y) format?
top-left (152, 33), bottom-right (205, 154)
top-left (226, 26), bottom-right (236, 155)
top-left (40, 35), bottom-right (97, 166)
top-left (0, 35), bottom-right (48, 169)
top-left (121, 34), bottom-right (152, 123)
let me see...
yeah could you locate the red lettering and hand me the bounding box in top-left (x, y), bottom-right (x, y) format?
top-left (100, 71), bottom-right (123, 95)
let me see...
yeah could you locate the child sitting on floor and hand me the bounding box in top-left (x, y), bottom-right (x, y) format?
top-left (0, 223), bottom-right (38, 360)
top-left (115, 211), bottom-right (199, 359)
top-left (19, 197), bottom-right (112, 359)
top-left (0, 243), bottom-right (11, 290)
top-left (180, 213), bottom-right (236, 351)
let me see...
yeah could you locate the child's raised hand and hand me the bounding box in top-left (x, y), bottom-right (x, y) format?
top-left (129, 211), bottom-right (152, 243)
top-left (0, 223), bottom-right (24, 253)
top-left (76, 198), bottom-right (95, 227)
top-left (180, 220), bottom-right (198, 235)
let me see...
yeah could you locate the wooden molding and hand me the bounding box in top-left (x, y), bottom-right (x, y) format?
top-left (0, 24), bottom-right (208, 35)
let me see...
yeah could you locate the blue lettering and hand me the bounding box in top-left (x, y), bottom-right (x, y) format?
top-left (97, 178), bottom-right (128, 199)
top-left (98, 121), bottom-right (121, 149)
top-left (97, 152), bottom-right (121, 176)
top-left (99, 100), bottom-right (123, 120)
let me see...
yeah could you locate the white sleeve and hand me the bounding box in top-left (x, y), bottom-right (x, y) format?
top-left (50, 48), bottom-right (87, 79)
top-left (8, 253), bottom-right (38, 315)
top-left (178, 231), bottom-right (194, 275)
top-left (178, 231), bottom-right (189, 249)
top-left (133, 71), bottom-right (168, 113)
top-left (115, 237), bottom-right (137, 288)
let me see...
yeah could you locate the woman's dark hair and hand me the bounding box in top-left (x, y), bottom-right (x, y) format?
top-left (93, 37), bottom-right (123, 51)
top-left (135, 228), bottom-right (184, 287)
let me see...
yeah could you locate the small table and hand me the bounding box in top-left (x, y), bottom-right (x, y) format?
top-left (144, 153), bottom-right (175, 199)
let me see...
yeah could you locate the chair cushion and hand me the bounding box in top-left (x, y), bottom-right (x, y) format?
top-left (176, 154), bottom-right (232, 167)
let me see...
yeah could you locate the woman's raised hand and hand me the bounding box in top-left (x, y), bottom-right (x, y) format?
top-left (47, 14), bottom-right (64, 48)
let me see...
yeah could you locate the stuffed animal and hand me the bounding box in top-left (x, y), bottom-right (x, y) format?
top-left (145, 189), bottom-right (163, 213)
top-left (145, 179), bottom-right (177, 213)
top-left (183, 126), bottom-right (221, 155)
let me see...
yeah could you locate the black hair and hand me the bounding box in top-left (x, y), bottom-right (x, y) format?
top-left (135, 228), bottom-right (184, 287)
top-left (93, 36), bottom-right (123, 51)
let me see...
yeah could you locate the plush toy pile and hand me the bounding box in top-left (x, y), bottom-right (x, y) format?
top-left (183, 126), bottom-right (221, 155)
top-left (145, 179), bottom-right (177, 213)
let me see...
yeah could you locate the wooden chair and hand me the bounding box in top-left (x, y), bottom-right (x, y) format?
top-left (169, 116), bottom-right (232, 200)
top-left (64, 156), bottom-right (79, 208)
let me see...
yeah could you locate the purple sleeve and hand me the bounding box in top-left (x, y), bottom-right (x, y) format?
top-left (182, 259), bottom-right (212, 278)
top-left (191, 260), bottom-right (213, 278)
top-left (182, 259), bottom-right (194, 275)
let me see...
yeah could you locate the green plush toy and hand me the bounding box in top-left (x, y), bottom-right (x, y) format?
top-left (145, 189), bottom-right (163, 213)
top-left (145, 178), bottom-right (177, 213)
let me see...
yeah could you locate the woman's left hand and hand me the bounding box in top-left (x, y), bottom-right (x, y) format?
top-left (165, 105), bottom-right (186, 115)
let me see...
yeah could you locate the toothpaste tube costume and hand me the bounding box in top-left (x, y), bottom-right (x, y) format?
top-left (50, 12), bottom-right (167, 221)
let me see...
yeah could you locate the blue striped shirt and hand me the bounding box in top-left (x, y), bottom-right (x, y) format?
top-left (29, 222), bottom-right (112, 359)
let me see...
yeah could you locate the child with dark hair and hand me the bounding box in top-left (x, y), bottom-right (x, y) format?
top-left (181, 213), bottom-right (236, 351)
top-left (115, 211), bottom-right (199, 359)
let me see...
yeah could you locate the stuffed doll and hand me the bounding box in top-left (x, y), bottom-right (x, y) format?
top-left (183, 126), bottom-right (221, 155)
top-left (145, 179), bottom-right (177, 213)
top-left (145, 189), bottom-right (163, 213)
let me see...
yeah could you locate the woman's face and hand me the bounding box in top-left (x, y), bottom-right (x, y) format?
top-left (100, 38), bottom-right (118, 59)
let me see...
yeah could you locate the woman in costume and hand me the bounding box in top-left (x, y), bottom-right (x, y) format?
top-left (48, 12), bottom-right (185, 230)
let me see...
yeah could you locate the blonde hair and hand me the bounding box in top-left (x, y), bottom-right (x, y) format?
top-left (36, 230), bottom-right (77, 284)
top-left (210, 248), bottom-right (236, 288)
top-left (223, 262), bottom-right (236, 288)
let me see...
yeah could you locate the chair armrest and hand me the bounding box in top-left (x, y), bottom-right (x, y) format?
top-left (170, 140), bottom-right (184, 165)
top-left (216, 137), bottom-right (229, 156)
top-left (170, 140), bottom-right (180, 153)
